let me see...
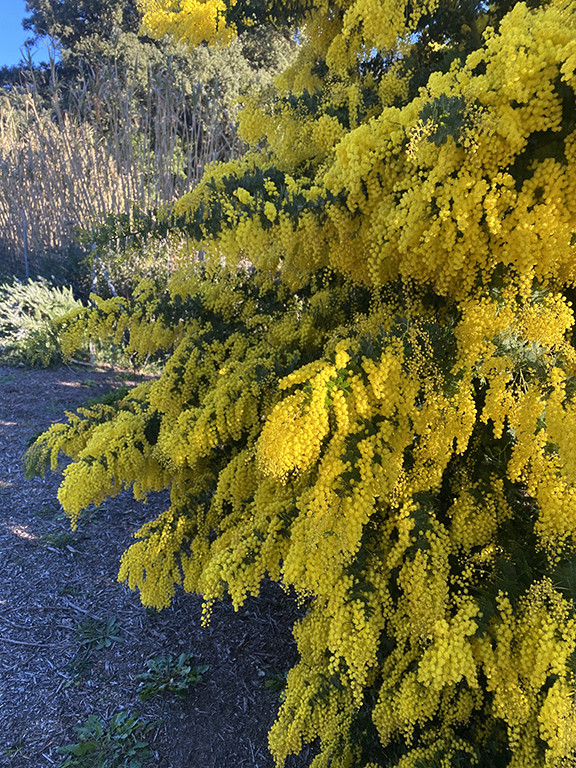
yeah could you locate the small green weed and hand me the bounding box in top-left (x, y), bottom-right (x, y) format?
top-left (2, 737), bottom-right (28, 759)
top-left (60, 582), bottom-right (83, 597)
top-left (39, 531), bottom-right (78, 549)
top-left (116, 370), bottom-right (139, 382)
top-left (64, 651), bottom-right (94, 688)
top-left (35, 503), bottom-right (62, 518)
top-left (58, 711), bottom-right (155, 768)
top-left (76, 616), bottom-right (123, 650)
top-left (135, 653), bottom-right (208, 701)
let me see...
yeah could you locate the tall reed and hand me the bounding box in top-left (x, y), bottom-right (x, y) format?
top-left (0, 56), bottom-right (242, 276)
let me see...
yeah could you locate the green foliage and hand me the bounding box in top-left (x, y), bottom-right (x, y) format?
top-left (82, 387), bottom-right (131, 409)
top-left (0, 278), bottom-right (82, 367)
top-left (135, 653), bottom-right (208, 701)
top-left (22, 0), bottom-right (141, 56)
top-left (418, 94), bottom-right (467, 146)
top-left (57, 711), bottom-right (155, 768)
top-left (80, 206), bottom-right (185, 300)
top-left (265, 670), bottom-right (288, 701)
top-left (221, 0), bottom-right (314, 33)
top-left (76, 616), bottom-right (123, 651)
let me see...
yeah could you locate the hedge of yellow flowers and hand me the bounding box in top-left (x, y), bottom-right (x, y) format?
top-left (27, 0), bottom-right (576, 765)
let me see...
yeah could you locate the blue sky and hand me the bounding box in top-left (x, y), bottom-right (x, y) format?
top-left (0, 0), bottom-right (39, 67)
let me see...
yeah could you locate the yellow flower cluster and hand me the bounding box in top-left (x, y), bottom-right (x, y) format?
top-left (118, 508), bottom-right (195, 608)
top-left (171, 0), bottom-right (576, 304)
top-left (323, 0), bottom-right (576, 297)
top-left (138, 0), bottom-right (235, 46)
top-left (476, 581), bottom-right (576, 763)
top-left (60, 287), bottom-right (180, 363)
top-left (339, 0), bottom-right (439, 55)
top-left (258, 368), bottom-right (332, 479)
top-left (58, 406), bottom-right (170, 527)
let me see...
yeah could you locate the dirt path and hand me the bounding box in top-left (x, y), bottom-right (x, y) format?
top-left (0, 364), bottom-right (308, 768)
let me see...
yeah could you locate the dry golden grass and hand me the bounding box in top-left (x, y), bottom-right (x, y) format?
top-left (0, 62), bottom-right (239, 275)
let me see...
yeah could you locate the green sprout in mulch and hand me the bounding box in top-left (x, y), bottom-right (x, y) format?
top-left (58, 711), bottom-right (156, 768)
top-left (38, 530), bottom-right (78, 550)
top-left (135, 653), bottom-right (208, 701)
top-left (64, 651), bottom-right (95, 689)
top-left (76, 616), bottom-right (123, 651)
top-left (2, 737), bottom-right (28, 761)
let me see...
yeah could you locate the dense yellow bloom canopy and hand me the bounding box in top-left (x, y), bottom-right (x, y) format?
top-left (139, 0), bottom-right (236, 45)
top-left (27, 1), bottom-right (576, 766)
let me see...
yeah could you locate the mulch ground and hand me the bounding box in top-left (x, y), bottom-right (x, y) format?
top-left (0, 363), bottom-right (311, 768)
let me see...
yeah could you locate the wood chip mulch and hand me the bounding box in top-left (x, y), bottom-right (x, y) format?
top-left (0, 364), bottom-right (311, 768)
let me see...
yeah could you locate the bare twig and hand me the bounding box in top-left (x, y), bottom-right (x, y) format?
top-left (0, 636), bottom-right (54, 647)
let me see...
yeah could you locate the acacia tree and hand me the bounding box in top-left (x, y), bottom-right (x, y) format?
top-left (27, 0), bottom-right (576, 766)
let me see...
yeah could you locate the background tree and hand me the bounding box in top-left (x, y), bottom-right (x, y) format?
top-left (22, 0), bottom-right (141, 56)
top-left (27, 1), bottom-right (576, 767)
